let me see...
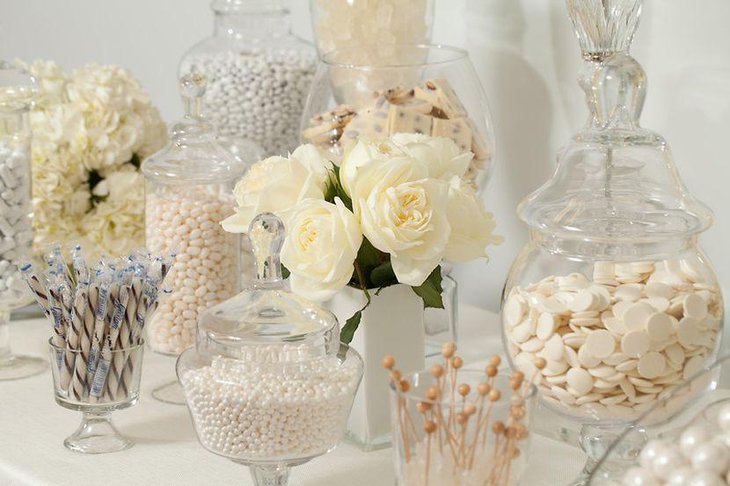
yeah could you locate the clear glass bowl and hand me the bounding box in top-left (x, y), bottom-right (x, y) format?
top-left (588, 354), bottom-right (729, 485)
top-left (49, 340), bottom-right (145, 454)
top-left (309, 0), bottom-right (435, 58)
top-left (177, 213), bottom-right (364, 486)
top-left (390, 371), bottom-right (536, 486)
top-left (300, 44), bottom-right (495, 192)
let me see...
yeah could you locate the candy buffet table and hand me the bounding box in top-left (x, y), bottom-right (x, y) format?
top-left (0, 307), bottom-right (583, 486)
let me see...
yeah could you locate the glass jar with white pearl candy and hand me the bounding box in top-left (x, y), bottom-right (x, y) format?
top-left (0, 61), bottom-right (45, 381)
top-left (179, 0), bottom-right (317, 157)
top-left (177, 213), bottom-right (363, 486)
top-left (142, 73), bottom-right (245, 404)
top-left (500, 1), bottom-right (724, 484)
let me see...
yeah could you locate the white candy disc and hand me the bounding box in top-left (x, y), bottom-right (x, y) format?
top-left (585, 330), bottom-right (615, 359)
top-left (637, 351), bottom-right (665, 379)
top-left (621, 331), bottom-right (650, 358)
top-left (566, 367), bottom-right (594, 396)
top-left (645, 313), bottom-right (675, 342)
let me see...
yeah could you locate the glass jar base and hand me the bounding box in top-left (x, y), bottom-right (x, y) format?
top-left (152, 380), bottom-right (187, 405)
top-left (64, 412), bottom-right (133, 454)
top-left (0, 354), bottom-right (46, 381)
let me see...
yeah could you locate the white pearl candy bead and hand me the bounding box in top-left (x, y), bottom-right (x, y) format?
top-left (145, 189), bottom-right (238, 354)
top-left (181, 347), bottom-right (360, 460)
top-left (183, 49), bottom-right (316, 156)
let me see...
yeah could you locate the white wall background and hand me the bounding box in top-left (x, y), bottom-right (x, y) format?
top-left (1, 0), bottom-right (729, 318)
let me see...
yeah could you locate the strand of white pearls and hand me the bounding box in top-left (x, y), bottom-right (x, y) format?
top-left (0, 141), bottom-right (33, 306)
top-left (623, 402), bottom-right (730, 486)
top-left (145, 189), bottom-right (238, 354)
top-left (184, 49), bottom-right (316, 156)
top-left (181, 350), bottom-right (360, 460)
top-left (503, 259), bottom-right (722, 420)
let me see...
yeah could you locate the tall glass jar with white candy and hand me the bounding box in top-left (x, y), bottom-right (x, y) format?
top-left (0, 62), bottom-right (45, 381)
top-left (142, 74), bottom-right (245, 403)
top-left (177, 213), bottom-right (362, 486)
top-left (179, 0), bottom-right (317, 157)
top-left (500, 1), bottom-right (723, 484)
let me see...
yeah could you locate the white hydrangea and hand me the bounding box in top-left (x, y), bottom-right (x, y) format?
top-left (23, 60), bottom-right (167, 259)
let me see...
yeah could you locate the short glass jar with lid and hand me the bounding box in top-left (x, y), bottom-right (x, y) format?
top-left (177, 213), bottom-right (363, 486)
top-left (142, 74), bottom-right (245, 373)
top-left (179, 0), bottom-right (317, 157)
top-left (501, 0), bottom-right (723, 482)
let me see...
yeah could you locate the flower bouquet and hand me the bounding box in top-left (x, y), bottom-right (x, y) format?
top-left (222, 133), bottom-right (502, 343)
top-left (23, 61), bottom-right (167, 259)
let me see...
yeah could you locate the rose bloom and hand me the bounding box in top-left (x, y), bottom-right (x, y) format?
top-left (222, 145), bottom-right (333, 233)
top-left (350, 156), bottom-right (451, 286)
top-left (281, 198), bottom-right (363, 301)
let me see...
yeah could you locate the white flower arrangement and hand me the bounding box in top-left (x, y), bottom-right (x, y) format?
top-left (23, 60), bottom-right (167, 259)
top-left (223, 134), bottom-right (502, 342)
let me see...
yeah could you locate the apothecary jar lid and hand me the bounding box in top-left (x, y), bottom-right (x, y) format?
top-left (196, 213), bottom-right (340, 361)
top-left (518, 0), bottom-right (713, 251)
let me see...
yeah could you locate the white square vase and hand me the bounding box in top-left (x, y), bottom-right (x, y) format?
top-left (328, 284), bottom-right (425, 451)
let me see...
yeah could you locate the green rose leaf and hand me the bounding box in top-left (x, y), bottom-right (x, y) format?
top-left (412, 266), bottom-right (444, 309)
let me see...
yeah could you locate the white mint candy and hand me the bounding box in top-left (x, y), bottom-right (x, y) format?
top-left (568, 290), bottom-right (597, 313)
top-left (677, 317), bottom-right (701, 347)
top-left (578, 344), bottom-right (601, 368)
top-left (621, 330), bottom-right (651, 358)
top-left (536, 312), bottom-right (557, 340)
top-left (615, 283), bottom-right (643, 302)
top-left (544, 334), bottom-right (565, 361)
top-left (624, 302), bottom-right (655, 332)
top-left (585, 329), bottom-right (615, 359)
top-left (504, 293), bottom-right (526, 327)
top-left (646, 282), bottom-right (674, 300)
top-left (645, 313), bottom-right (675, 342)
top-left (566, 367), bottom-right (594, 395)
top-left (684, 294), bottom-right (708, 320)
top-left (637, 352), bottom-right (666, 379)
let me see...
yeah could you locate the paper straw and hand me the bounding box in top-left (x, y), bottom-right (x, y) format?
top-left (69, 285), bottom-right (89, 399)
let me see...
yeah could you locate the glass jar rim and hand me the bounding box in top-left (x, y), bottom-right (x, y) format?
top-left (389, 370), bottom-right (537, 406)
top-left (48, 338), bottom-right (145, 354)
top-left (321, 44), bottom-right (468, 70)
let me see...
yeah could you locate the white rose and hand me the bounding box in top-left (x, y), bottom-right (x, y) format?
top-left (222, 153), bottom-right (332, 233)
top-left (391, 133), bottom-right (473, 181)
top-left (339, 138), bottom-right (405, 196)
top-left (444, 177), bottom-right (503, 262)
top-left (281, 198), bottom-right (362, 301)
top-left (290, 144), bottom-right (333, 182)
top-left (352, 157), bottom-right (450, 286)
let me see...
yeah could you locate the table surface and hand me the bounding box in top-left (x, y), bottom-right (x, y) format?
top-left (0, 307), bottom-right (583, 486)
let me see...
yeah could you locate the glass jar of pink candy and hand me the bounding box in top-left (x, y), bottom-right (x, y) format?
top-left (500, 0), bottom-right (723, 484)
top-left (142, 73), bottom-right (245, 403)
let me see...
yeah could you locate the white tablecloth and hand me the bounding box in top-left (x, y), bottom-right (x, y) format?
top-left (0, 307), bottom-right (583, 485)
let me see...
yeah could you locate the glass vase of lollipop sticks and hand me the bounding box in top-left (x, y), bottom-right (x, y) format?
top-left (385, 343), bottom-right (539, 486)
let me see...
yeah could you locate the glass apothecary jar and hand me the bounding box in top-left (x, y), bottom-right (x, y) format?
top-left (500, 1), bottom-right (723, 483)
top-left (177, 213), bottom-right (363, 486)
top-left (309, 0), bottom-right (435, 60)
top-left (142, 74), bottom-right (245, 400)
top-left (0, 61), bottom-right (44, 381)
top-left (179, 0), bottom-right (317, 157)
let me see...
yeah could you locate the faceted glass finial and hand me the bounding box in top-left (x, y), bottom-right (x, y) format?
top-left (516, 0), bottom-right (714, 254)
top-left (567, 0), bottom-right (643, 59)
top-left (179, 73), bottom-right (206, 119)
top-left (248, 213), bottom-right (285, 283)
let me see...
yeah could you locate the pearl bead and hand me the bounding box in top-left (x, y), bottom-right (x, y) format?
top-left (622, 467), bottom-right (660, 486)
top-left (717, 404), bottom-right (730, 433)
top-left (666, 466), bottom-right (694, 485)
top-left (640, 439), bottom-right (667, 469)
top-left (146, 190), bottom-right (238, 354)
top-left (691, 443), bottom-right (730, 476)
top-left (686, 471), bottom-right (725, 486)
top-left (680, 425), bottom-right (711, 458)
top-left (652, 447), bottom-right (685, 480)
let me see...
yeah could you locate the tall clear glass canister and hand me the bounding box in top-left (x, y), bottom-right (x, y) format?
top-left (142, 74), bottom-right (245, 403)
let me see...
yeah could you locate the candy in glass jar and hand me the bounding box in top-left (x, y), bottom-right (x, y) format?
top-left (142, 74), bottom-right (244, 358)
